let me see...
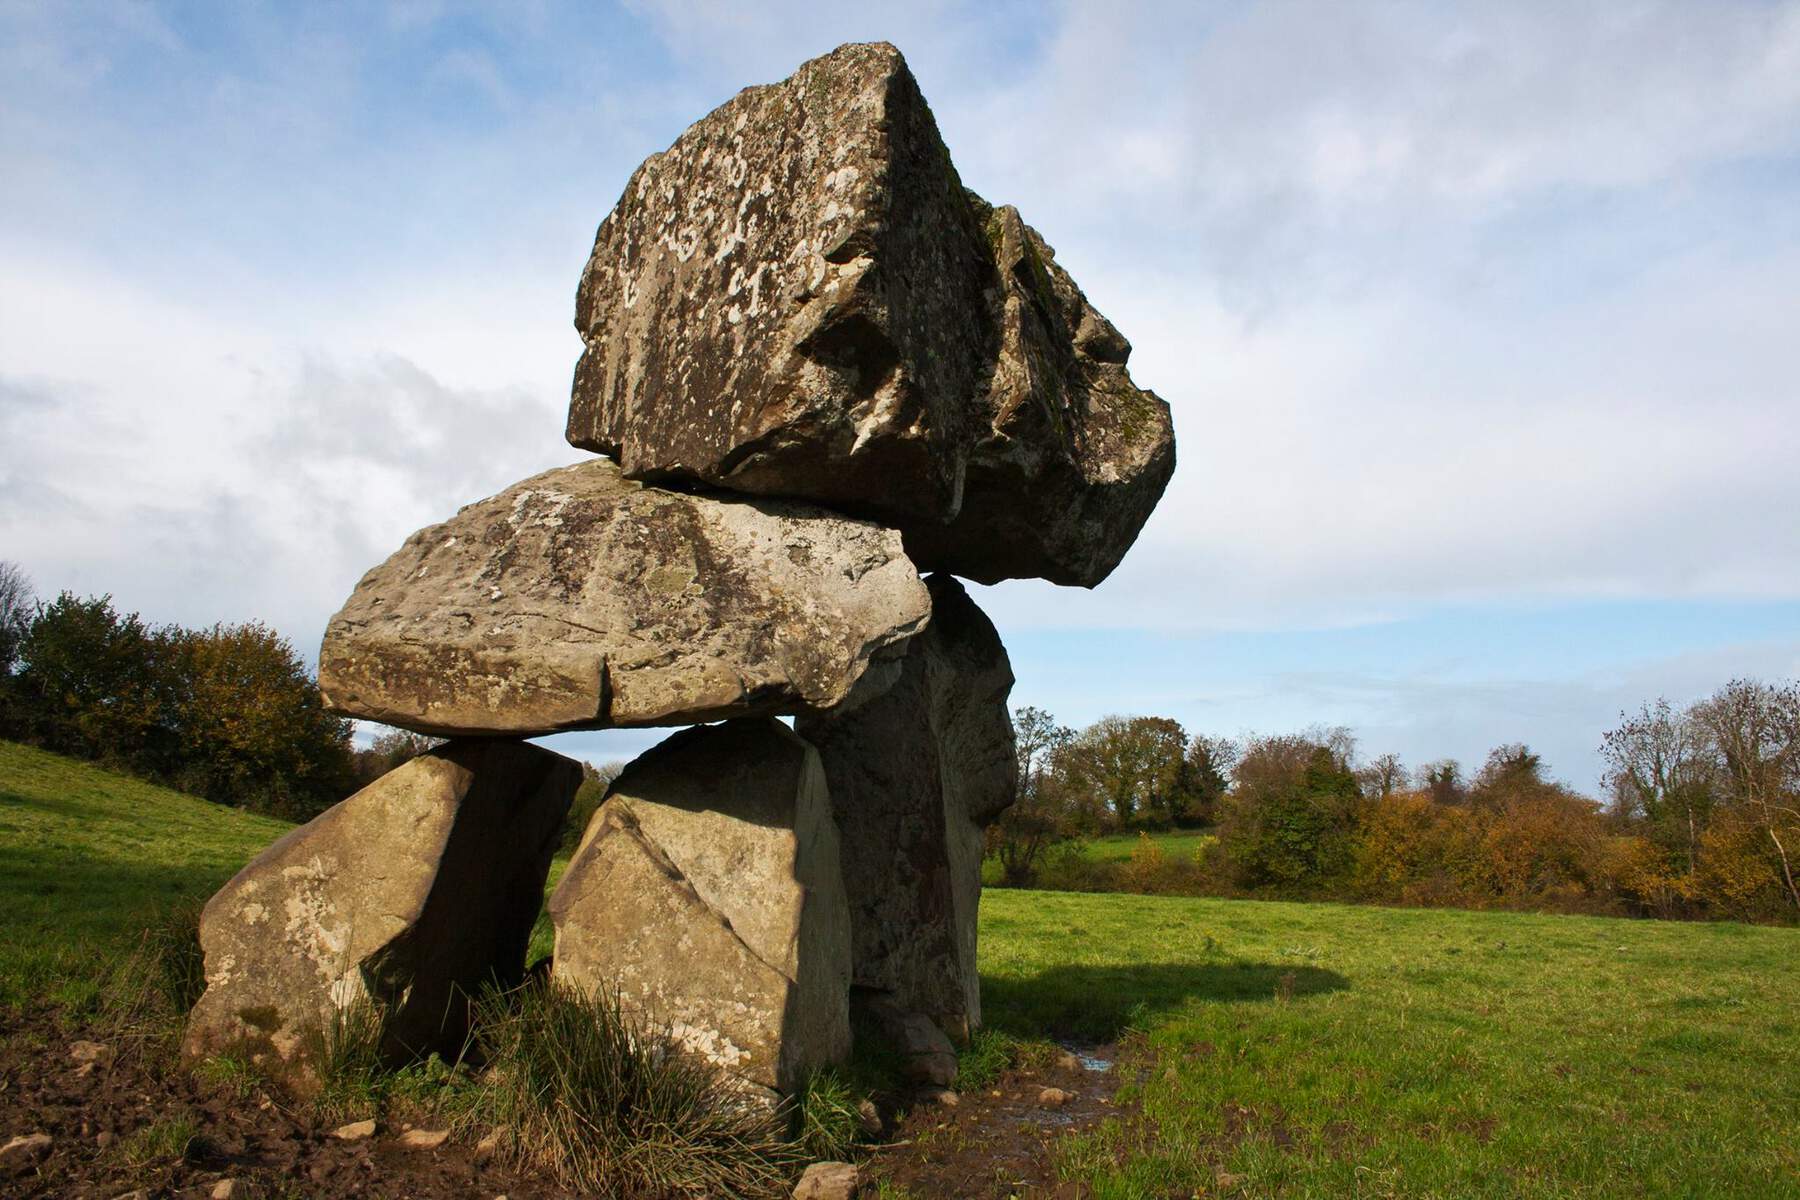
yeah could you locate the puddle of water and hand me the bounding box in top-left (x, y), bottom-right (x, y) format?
top-left (1056, 1042), bottom-right (1114, 1072)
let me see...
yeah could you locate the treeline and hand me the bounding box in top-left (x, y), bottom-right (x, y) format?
top-left (0, 562), bottom-right (411, 820)
top-left (992, 680), bottom-right (1800, 925)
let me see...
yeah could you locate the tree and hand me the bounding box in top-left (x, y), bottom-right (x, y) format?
top-left (13, 592), bottom-right (178, 770)
top-left (1471, 744), bottom-right (1545, 803)
top-left (168, 621), bottom-right (355, 817)
top-left (0, 561), bottom-right (32, 734)
top-left (1218, 731), bottom-right (1361, 889)
top-left (1690, 679), bottom-right (1800, 913)
top-left (1358, 752), bottom-right (1409, 798)
top-left (351, 726), bottom-right (446, 789)
top-left (1059, 714), bottom-right (1192, 828)
top-left (991, 706), bottom-right (1078, 885)
top-left (0, 560), bottom-right (30, 677)
top-left (1420, 759), bottom-right (1466, 805)
top-left (1184, 734), bottom-right (1238, 824)
top-left (1601, 698), bottom-right (1716, 872)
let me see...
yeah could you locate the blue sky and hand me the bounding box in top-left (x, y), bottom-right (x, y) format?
top-left (2, 1), bottom-right (1797, 789)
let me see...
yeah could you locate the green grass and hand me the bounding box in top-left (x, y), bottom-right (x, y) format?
top-left (980, 889), bottom-right (1800, 1198)
top-left (0, 741), bottom-right (291, 1009)
top-left (4, 743), bottom-right (1797, 1197)
top-left (1079, 829), bottom-right (1216, 863)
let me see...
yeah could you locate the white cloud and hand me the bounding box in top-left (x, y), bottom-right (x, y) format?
top-left (1, 2), bottom-right (1797, 776)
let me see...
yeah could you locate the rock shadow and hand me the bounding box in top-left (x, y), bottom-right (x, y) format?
top-left (981, 960), bottom-right (1350, 1042)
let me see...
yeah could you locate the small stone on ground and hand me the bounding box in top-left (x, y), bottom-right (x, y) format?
top-left (1038, 1086), bottom-right (1073, 1107)
top-left (0, 1132), bottom-right (52, 1166)
top-left (330, 1119), bottom-right (376, 1140)
top-left (793, 1160), bottom-right (860, 1200)
top-left (398, 1128), bottom-right (450, 1150)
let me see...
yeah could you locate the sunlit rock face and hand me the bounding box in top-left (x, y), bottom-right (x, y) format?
top-left (181, 741), bottom-right (580, 1085)
top-left (566, 41), bottom-right (1175, 587)
top-left (316, 459), bottom-right (930, 738)
top-left (549, 719), bottom-right (852, 1092)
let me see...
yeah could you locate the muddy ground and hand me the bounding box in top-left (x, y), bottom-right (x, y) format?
top-left (1, 1007), bottom-right (1126, 1198)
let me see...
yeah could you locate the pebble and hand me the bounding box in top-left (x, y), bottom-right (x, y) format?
top-left (69, 1040), bottom-right (111, 1064)
top-left (0, 1132), bottom-right (52, 1166)
top-left (398, 1128), bottom-right (450, 1150)
top-left (792, 1160), bottom-right (860, 1200)
top-left (916, 1086), bottom-right (959, 1108)
top-left (212, 1181), bottom-right (240, 1200)
top-left (330, 1119), bottom-right (376, 1140)
top-left (1038, 1086), bottom-right (1073, 1108)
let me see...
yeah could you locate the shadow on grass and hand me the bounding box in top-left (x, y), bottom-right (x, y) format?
top-left (982, 960), bottom-right (1350, 1042)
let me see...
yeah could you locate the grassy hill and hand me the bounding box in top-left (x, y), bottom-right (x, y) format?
top-left (2, 742), bottom-right (1797, 1197)
top-left (0, 741), bottom-right (290, 1009)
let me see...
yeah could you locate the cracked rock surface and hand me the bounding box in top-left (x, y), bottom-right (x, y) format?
top-left (316, 458), bottom-right (930, 738)
top-left (566, 41), bottom-right (1174, 587)
top-left (797, 574), bottom-right (1016, 1039)
top-left (549, 719), bottom-right (851, 1092)
top-left (182, 741), bottom-right (580, 1084)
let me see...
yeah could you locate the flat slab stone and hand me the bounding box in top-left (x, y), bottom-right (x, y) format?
top-left (549, 719), bottom-right (851, 1092)
top-left (566, 41), bottom-right (1174, 587)
top-left (182, 740), bottom-right (580, 1084)
top-left (796, 574), bottom-right (1016, 1039)
top-left (317, 459), bottom-right (930, 738)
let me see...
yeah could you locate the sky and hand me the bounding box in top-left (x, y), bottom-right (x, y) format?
top-left (2, 0), bottom-right (1797, 790)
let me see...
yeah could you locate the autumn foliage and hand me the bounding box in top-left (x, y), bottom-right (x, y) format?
top-left (993, 681), bottom-right (1800, 925)
top-left (0, 578), bottom-right (355, 819)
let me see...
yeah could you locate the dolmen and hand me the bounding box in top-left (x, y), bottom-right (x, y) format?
top-left (184, 41), bottom-right (1174, 1099)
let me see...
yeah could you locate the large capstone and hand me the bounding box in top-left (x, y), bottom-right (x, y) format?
top-left (317, 458), bottom-right (930, 738)
top-left (549, 719), bottom-right (852, 1092)
top-left (795, 574), bottom-right (1016, 1041)
top-left (182, 740), bottom-right (580, 1084)
top-left (566, 41), bottom-right (1174, 588)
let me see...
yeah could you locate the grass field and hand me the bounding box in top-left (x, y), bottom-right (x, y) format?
top-left (3, 742), bottom-right (1797, 1197)
top-left (1079, 829), bottom-right (1217, 862)
top-left (0, 741), bottom-right (290, 1010)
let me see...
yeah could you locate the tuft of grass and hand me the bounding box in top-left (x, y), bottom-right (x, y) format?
top-left (953, 1027), bottom-right (1017, 1091)
top-left (118, 1110), bottom-right (201, 1166)
top-left (91, 897), bottom-right (207, 1061)
top-left (791, 1069), bottom-right (862, 1161)
top-left (309, 994), bottom-right (389, 1125)
top-left (194, 1052), bottom-right (265, 1101)
top-left (460, 978), bottom-right (806, 1198)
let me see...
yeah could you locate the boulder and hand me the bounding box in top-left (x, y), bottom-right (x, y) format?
top-left (566, 41), bottom-right (1174, 587)
top-left (318, 458), bottom-right (930, 738)
top-left (549, 719), bottom-right (851, 1092)
top-left (183, 741), bottom-right (580, 1082)
top-left (796, 574), bottom-right (1015, 1040)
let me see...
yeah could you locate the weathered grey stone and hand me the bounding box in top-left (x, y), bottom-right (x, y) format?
top-left (566, 41), bottom-right (1174, 588)
top-left (183, 741), bottom-right (580, 1083)
top-left (549, 719), bottom-right (851, 1092)
top-left (318, 458), bottom-right (930, 738)
top-left (796, 574), bottom-right (1015, 1040)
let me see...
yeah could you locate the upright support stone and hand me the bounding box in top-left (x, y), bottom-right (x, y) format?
top-left (183, 740), bottom-right (581, 1085)
top-left (549, 719), bottom-right (851, 1092)
top-left (796, 574), bottom-right (1016, 1043)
